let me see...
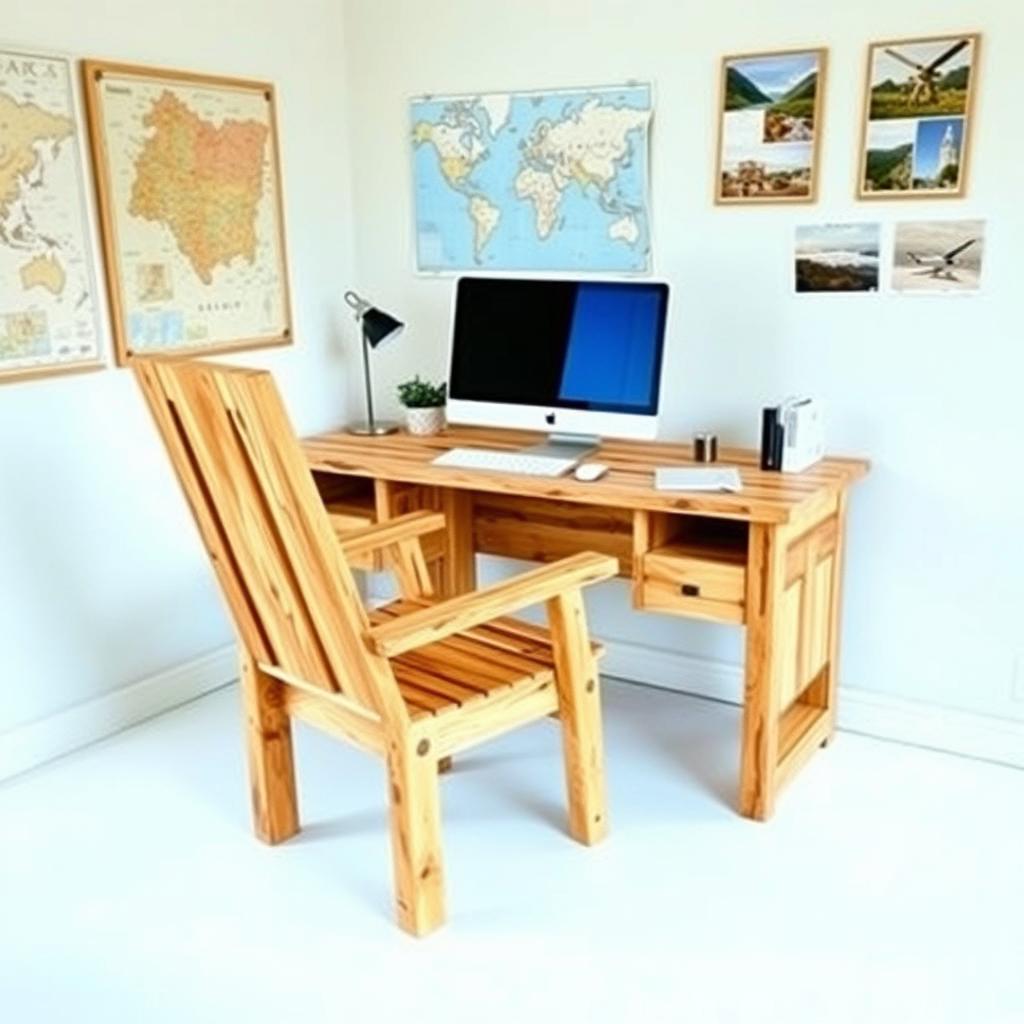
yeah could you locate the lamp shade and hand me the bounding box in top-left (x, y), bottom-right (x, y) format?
top-left (362, 307), bottom-right (404, 348)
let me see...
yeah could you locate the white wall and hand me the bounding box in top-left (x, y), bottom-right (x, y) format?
top-left (0, 0), bottom-right (358, 734)
top-left (341, 0), bottom-right (1024, 722)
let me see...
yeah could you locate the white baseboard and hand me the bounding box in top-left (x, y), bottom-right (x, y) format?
top-left (602, 639), bottom-right (1024, 770)
top-left (3, 636), bottom-right (1020, 784)
top-left (0, 645), bottom-right (238, 783)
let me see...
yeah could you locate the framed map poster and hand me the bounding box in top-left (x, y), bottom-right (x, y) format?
top-left (81, 60), bottom-right (292, 364)
top-left (857, 34), bottom-right (980, 199)
top-left (714, 48), bottom-right (827, 205)
top-left (0, 47), bottom-right (103, 384)
top-left (410, 83), bottom-right (653, 273)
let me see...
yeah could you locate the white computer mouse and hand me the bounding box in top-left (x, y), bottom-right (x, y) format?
top-left (574, 462), bottom-right (609, 483)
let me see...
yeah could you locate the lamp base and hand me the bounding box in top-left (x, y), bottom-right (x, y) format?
top-left (347, 420), bottom-right (400, 436)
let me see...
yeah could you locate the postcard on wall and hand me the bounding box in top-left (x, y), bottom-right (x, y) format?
top-left (795, 223), bottom-right (881, 293)
top-left (892, 219), bottom-right (984, 293)
top-left (82, 60), bottom-right (292, 365)
top-left (858, 34), bottom-right (980, 199)
top-left (0, 47), bottom-right (104, 384)
top-left (715, 48), bottom-right (826, 205)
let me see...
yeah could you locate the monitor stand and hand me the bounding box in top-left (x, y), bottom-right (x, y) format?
top-left (521, 432), bottom-right (600, 464)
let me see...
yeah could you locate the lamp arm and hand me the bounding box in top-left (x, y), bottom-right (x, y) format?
top-left (361, 326), bottom-right (376, 433)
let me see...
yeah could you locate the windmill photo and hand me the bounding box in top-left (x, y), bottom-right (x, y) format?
top-left (868, 35), bottom-right (978, 120)
top-left (859, 34), bottom-right (980, 198)
top-left (886, 39), bottom-right (969, 105)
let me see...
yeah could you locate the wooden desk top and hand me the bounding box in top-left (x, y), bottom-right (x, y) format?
top-left (303, 426), bottom-right (869, 524)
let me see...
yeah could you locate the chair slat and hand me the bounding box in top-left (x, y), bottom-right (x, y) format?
top-left (136, 358), bottom-right (406, 720)
top-left (135, 360), bottom-right (274, 665)
top-left (161, 363), bottom-right (338, 691)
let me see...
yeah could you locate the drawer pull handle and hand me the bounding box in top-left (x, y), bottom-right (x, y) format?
top-left (681, 583), bottom-right (701, 597)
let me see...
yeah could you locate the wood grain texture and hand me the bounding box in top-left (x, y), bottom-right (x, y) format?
top-left (475, 495), bottom-right (634, 574)
top-left (740, 522), bottom-right (788, 820)
top-left (136, 359), bottom-right (614, 933)
top-left (240, 654), bottom-right (299, 844)
top-left (638, 545), bottom-right (747, 624)
top-left (548, 590), bottom-right (607, 844)
top-left (305, 425), bottom-right (868, 822)
top-left (386, 735), bottom-right (445, 936)
top-left (335, 510), bottom-right (445, 559)
top-left (440, 488), bottom-right (476, 597)
top-left (803, 495), bottom-right (849, 743)
top-left (368, 552), bottom-right (619, 657)
top-left (303, 426), bottom-right (869, 525)
top-left (0, 359), bottom-right (104, 387)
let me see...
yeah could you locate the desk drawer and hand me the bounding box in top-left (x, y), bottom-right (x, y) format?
top-left (637, 547), bottom-right (746, 624)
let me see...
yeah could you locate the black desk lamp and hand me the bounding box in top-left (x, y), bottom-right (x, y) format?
top-left (344, 290), bottom-right (404, 436)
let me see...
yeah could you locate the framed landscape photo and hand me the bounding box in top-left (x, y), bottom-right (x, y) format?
top-left (857, 33), bottom-right (981, 199)
top-left (715, 48), bottom-right (827, 205)
top-left (0, 47), bottom-right (104, 384)
top-left (82, 60), bottom-right (292, 364)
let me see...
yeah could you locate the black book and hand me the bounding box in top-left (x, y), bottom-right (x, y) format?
top-left (760, 407), bottom-right (784, 471)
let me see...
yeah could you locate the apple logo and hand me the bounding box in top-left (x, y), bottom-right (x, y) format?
top-left (545, 412), bottom-right (556, 425)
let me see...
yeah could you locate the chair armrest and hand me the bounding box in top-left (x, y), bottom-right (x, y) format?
top-left (365, 551), bottom-right (619, 657)
top-left (334, 510), bottom-right (446, 559)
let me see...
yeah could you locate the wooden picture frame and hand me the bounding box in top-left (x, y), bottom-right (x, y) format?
top-left (856, 33), bottom-right (981, 200)
top-left (714, 47), bottom-right (827, 205)
top-left (81, 60), bottom-right (293, 365)
top-left (0, 47), bottom-right (105, 385)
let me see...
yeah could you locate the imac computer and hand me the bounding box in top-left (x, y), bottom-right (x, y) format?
top-left (439, 277), bottom-right (669, 476)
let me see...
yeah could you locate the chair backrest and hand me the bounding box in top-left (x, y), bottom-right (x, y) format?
top-left (134, 357), bottom-right (404, 721)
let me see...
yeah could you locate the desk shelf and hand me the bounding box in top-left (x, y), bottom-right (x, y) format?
top-left (312, 471), bottom-right (376, 531)
top-left (633, 513), bottom-right (749, 625)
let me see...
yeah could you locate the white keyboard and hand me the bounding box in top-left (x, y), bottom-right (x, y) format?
top-left (432, 447), bottom-right (577, 477)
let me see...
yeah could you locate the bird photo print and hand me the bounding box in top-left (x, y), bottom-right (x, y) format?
top-left (858, 34), bottom-right (980, 198)
top-left (891, 220), bottom-right (985, 292)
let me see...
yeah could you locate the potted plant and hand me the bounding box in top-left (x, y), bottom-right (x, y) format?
top-left (396, 376), bottom-right (447, 436)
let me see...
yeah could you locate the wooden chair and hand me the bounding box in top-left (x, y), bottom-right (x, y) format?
top-left (134, 358), bottom-right (618, 935)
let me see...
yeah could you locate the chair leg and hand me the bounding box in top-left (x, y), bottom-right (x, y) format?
top-left (240, 653), bottom-right (299, 844)
top-left (386, 735), bottom-right (445, 936)
top-left (547, 591), bottom-right (608, 846)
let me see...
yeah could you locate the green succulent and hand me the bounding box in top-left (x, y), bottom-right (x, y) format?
top-left (396, 376), bottom-right (447, 409)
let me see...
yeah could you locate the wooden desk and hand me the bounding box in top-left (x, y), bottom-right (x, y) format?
top-left (303, 426), bottom-right (869, 821)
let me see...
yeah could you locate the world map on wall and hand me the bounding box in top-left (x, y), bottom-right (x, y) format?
top-left (0, 51), bottom-right (101, 378)
top-left (411, 84), bottom-right (653, 273)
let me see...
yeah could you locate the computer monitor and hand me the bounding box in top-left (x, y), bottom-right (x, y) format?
top-left (446, 277), bottom-right (669, 442)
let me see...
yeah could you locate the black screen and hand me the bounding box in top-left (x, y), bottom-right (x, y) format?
top-left (448, 278), bottom-right (669, 415)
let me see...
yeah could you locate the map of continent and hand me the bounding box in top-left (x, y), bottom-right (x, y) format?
top-left (411, 84), bottom-right (652, 273)
top-left (129, 91), bottom-right (269, 285)
top-left (91, 68), bottom-right (290, 359)
top-left (0, 51), bottom-right (101, 378)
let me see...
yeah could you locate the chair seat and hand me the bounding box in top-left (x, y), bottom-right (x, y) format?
top-left (370, 599), bottom-right (604, 720)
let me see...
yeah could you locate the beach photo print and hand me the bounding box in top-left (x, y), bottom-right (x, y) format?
top-left (794, 223), bottom-right (881, 293)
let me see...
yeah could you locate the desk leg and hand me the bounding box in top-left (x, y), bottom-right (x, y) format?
top-left (740, 523), bottom-right (786, 821)
top-left (740, 503), bottom-right (848, 820)
top-left (800, 494), bottom-right (848, 746)
top-left (439, 489), bottom-right (476, 597)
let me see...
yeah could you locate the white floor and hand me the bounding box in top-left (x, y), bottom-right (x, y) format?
top-left (1, 680), bottom-right (1022, 1024)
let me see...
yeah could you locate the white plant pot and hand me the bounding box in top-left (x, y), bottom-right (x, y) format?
top-left (405, 405), bottom-right (446, 436)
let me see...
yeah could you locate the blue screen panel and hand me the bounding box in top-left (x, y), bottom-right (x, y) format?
top-left (557, 283), bottom-right (664, 411)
